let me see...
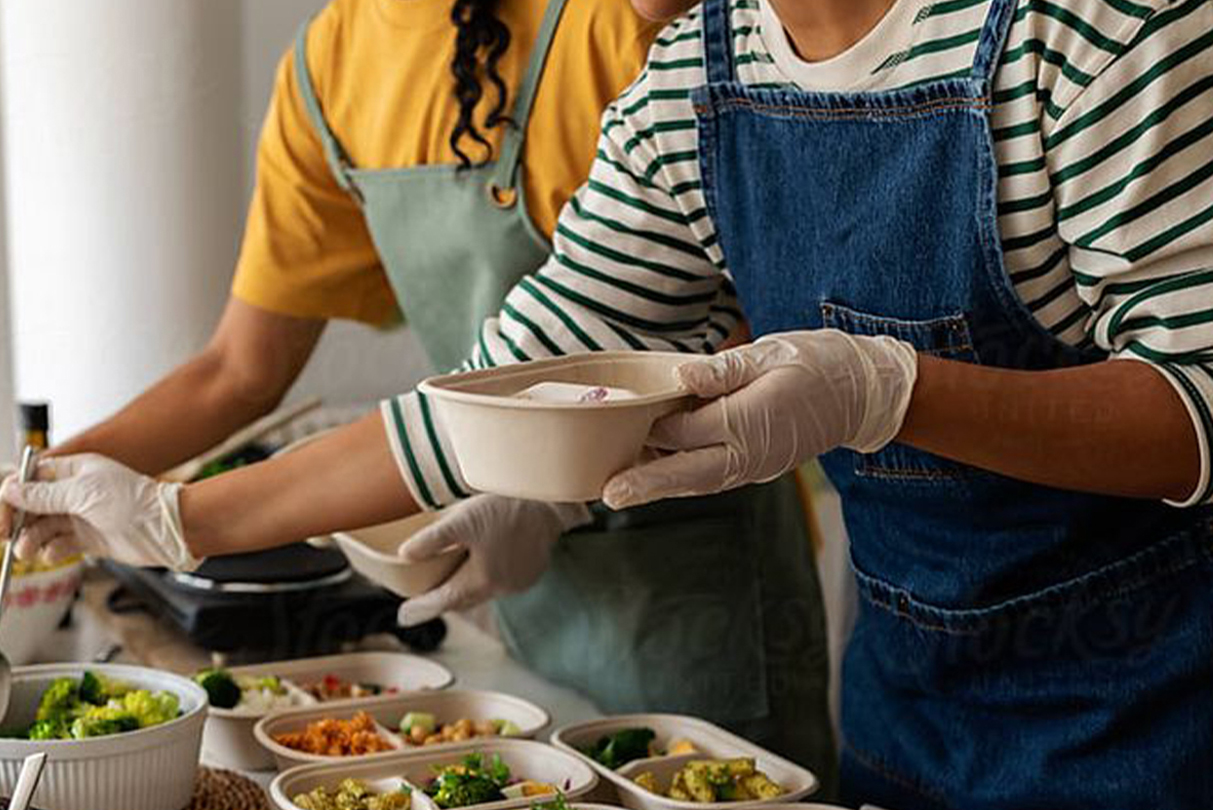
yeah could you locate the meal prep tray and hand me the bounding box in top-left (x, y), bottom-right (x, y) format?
top-left (255, 689), bottom-right (551, 771)
top-left (203, 652), bottom-right (455, 771)
top-left (269, 738), bottom-right (597, 810)
top-left (551, 715), bottom-right (820, 810)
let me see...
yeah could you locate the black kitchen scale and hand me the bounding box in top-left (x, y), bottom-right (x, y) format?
top-left (101, 543), bottom-right (445, 661)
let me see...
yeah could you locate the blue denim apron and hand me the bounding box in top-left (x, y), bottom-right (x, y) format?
top-left (693, 0), bottom-right (1213, 806)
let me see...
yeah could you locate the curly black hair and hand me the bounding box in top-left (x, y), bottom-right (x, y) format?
top-left (449, 0), bottom-right (513, 169)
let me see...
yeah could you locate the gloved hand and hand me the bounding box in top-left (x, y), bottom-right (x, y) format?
top-left (396, 494), bottom-right (592, 627)
top-left (0, 454), bottom-right (201, 571)
top-left (603, 329), bottom-right (918, 509)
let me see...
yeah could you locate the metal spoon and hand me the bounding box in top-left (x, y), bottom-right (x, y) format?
top-left (6, 752), bottom-right (47, 810)
top-left (0, 446), bottom-right (38, 723)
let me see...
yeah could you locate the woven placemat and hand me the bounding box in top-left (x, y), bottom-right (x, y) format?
top-left (187, 767), bottom-right (269, 810)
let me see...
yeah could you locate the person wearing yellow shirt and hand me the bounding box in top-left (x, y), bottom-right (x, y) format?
top-left (28, 0), bottom-right (837, 788)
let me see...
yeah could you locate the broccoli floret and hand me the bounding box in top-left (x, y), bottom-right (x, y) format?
top-left (27, 718), bottom-right (68, 740)
top-left (78, 671), bottom-right (107, 706)
top-left (35, 677), bottom-right (79, 723)
top-left (583, 728), bottom-right (656, 769)
top-left (121, 689), bottom-right (180, 728)
top-left (194, 669), bottom-right (241, 709)
top-left (70, 709), bottom-right (140, 739)
top-left (428, 776), bottom-right (504, 809)
top-left (426, 754), bottom-right (510, 809)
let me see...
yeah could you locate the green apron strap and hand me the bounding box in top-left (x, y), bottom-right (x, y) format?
top-left (488, 0), bottom-right (571, 197)
top-left (293, 18), bottom-right (359, 197)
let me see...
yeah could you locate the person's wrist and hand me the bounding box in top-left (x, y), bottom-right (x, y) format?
top-left (845, 334), bottom-right (919, 453)
top-left (174, 482), bottom-right (217, 563)
top-left (158, 482), bottom-right (204, 572)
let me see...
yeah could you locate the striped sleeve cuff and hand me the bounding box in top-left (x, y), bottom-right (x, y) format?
top-left (1121, 356), bottom-right (1213, 508)
top-left (379, 392), bottom-right (472, 512)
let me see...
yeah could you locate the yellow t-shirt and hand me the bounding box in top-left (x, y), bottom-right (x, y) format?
top-left (232, 0), bottom-right (655, 325)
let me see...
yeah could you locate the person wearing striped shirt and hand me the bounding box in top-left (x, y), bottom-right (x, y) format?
top-left (6, 0), bottom-right (1213, 804)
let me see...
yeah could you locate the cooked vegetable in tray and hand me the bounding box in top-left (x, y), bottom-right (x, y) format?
top-left (424, 752), bottom-right (555, 808)
top-left (292, 778), bottom-right (411, 810)
top-left (273, 712), bottom-right (396, 757)
top-left (634, 758), bottom-right (784, 803)
top-left (425, 753), bottom-right (510, 808)
top-left (195, 668), bottom-right (303, 713)
top-left (582, 727), bottom-right (697, 769)
top-left (10, 671), bottom-right (180, 740)
top-left (194, 668), bottom-right (396, 711)
top-left (400, 713), bottom-right (523, 747)
top-left (302, 674), bottom-right (398, 702)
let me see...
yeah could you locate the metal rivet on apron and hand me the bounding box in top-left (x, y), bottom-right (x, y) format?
top-left (488, 183), bottom-right (519, 209)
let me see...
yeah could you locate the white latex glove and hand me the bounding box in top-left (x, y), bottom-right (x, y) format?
top-left (0, 454), bottom-right (201, 571)
top-left (396, 494), bottom-right (592, 627)
top-left (603, 329), bottom-right (918, 509)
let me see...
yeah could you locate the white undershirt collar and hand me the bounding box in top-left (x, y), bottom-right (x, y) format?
top-left (758, 0), bottom-right (924, 92)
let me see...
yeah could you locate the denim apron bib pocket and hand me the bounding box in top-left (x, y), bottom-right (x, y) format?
top-left (819, 302), bottom-right (980, 482)
top-left (294, 5), bottom-right (837, 782)
top-left (692, 0), bottom-right (1213, 806)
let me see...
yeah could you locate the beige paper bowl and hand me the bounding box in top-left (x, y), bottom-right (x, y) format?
top-left (419, 352), bottom-right (692, 502)
top-left (332, 513), bottom-right (467, 598)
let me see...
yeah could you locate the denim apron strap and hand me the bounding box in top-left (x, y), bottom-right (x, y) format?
top-left (701, 0), bottom-right (734, 85)
top-left (970, 0), bottom-right (1020, 85)
top-left (487, 0), bottom-right (571, 200)
top-left (293, 19), bottom-right (359, 199)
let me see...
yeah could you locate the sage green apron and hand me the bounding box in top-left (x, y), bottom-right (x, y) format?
top-left (294, 3), bottom-right (836, 792)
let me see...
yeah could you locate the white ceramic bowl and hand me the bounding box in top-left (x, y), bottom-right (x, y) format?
top-left (418, 352), bottom-right (692, 502)
top-left (270, 738), bottom-right (598, 810)
top-left (332, 513), bottom-right (467, 598)
top-left (552, 714), bottom-right (820, 810)
top-left (0, 559), bottom-right (84, 666)
top-left (202, 651), bottom-right (454, 772)
top-left (255, 688), bottom-right (550, 771)
top-left (0, 663), bottom-right (207, 810)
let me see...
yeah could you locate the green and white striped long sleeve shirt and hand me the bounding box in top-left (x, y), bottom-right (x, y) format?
top-left (382, 0), bottom-right (1213, 508)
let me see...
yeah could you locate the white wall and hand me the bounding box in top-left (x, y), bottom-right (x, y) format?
top-left (0, 10), bottom-right (13, 462)
top-left (0, 0), bottom-right (434, 454)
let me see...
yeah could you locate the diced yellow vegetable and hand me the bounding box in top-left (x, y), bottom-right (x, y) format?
top-left (634, 772), bottom-right (660, 794)
top-left (668, 739), bottom-right (697, 756)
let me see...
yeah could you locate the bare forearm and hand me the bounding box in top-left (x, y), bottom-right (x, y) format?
top-left (52, 351), bottom-right (281, 475)
top-left (180, 411), bottom-right (420, 557)
top-left (898, 356), bottom-right (1200, 501)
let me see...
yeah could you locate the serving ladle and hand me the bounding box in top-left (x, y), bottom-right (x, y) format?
top-left (0, 446), bottom-right (38, 724)
top-left (5, 752), bottom-right (47, 810)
